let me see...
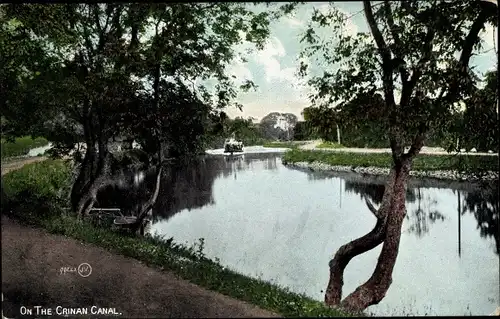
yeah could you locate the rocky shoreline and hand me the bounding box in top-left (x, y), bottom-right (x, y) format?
top-left (282, 160), bottom-right (499, 182)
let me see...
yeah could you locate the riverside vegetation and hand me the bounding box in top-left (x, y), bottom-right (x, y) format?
top-left (1, 159), bottom-right (356, 318)
top-left (282, 149), bottom-right (499, 180)
top-left (1, 136), bottom-right (49, 159)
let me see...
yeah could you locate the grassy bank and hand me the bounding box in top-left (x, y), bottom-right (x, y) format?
top-left (282, 149), bottom-right (499, 172)
top-left (263, 141), bottom-right (307, 149)
top-left (1, 136), bottom-right (49, 159)
top-left (1, 159), bottom-right (355, 317)
top-left (316, 141), bottom-right (343, 149)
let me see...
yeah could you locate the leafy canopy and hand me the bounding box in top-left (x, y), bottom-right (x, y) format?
top-left (0, 3), bottom-right (296, 155)
top-left (299, 0), bottom-right (497, 151)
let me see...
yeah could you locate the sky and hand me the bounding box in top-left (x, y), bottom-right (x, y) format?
top-left (221, 2), bottom-right (498, 121)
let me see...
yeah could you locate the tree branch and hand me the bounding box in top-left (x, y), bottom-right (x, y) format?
top-left (364, 1), bottom-right (401, 161)
top-left (444, 6), bottom-right (490, 104)
top-left (403, 129), bottom-right (426, 160)
top-left (383, 1), bottom-right (409, 84)
top-left (400, 28), bottom-right (435, 108)
top-left (94, 4), bottom-right (113, 53)
top-left (363, 1), bottom-right (396, 108)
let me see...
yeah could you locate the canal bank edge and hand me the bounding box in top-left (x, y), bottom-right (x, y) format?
top-left (1, 159), bottom-right (357, 318)
top-left (282, 160), bottom-right (499, 182)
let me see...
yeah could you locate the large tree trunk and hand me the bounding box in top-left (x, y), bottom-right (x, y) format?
top-left (74, 104), bottom-right (115, 217)
top-left (71, 99), bottom-right (98, 212)
top-left (71, 96), bottom-right (116, 217)
top-left (325, 158), bottom-right (413, 313)
top-left (152, 62), bottom-right (164, 164)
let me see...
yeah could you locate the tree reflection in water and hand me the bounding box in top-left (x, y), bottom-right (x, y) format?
top-left (461, 182), bottom-right (499, 255)
top-left (406, 188), bottom-right (445, 238)
top-left (98, 158), bottom-right (498, 255)
top-left (343, 178), bottom-right (498, 252)
top-left (343, 181), bottom-right (447, 238)
top-left (96, 153), bottom-right (282, 224)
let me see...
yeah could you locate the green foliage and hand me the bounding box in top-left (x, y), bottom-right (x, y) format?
top-left (205, 116), bottom-right (269, 148)
top-left (292, 121), bottom-right (318, 141)
top-left (299, 1), bottom-right (497, 160)
top-left (461, 70), bottom-right (498, 152)
top-left (302, 107), bottom-right (339, 141)
top-left (0, 136), bottom-right (49, 159)
top-left (316, 141), bottom-right (343, 149)
top-left (262, 141), bottom-right (306, 149)
top-left (1, 159), bottom-right (72, 222)
top-left (228, 117), bottom-right (266, 146)
top-left (2, 159), bottom-right (71, 199)
top-left (282, 149), bottom-right (499, 172)
top-left (0, 3), bottom-right (283, 159)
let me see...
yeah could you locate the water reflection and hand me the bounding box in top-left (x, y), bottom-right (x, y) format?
top-left (461, 183), bottom-right (499, 255)
top-left (96, 153), bottom-right (282, 222)
top-left (154, 153), bottom-right (281, 222)
top-left (406, 188), bottom-right (445, 238)
top-left (316, 176), bottom-right (446, 238)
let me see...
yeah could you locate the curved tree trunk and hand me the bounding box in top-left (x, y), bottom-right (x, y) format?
top-left (340, 161), bottom-right (410, 312)
top-left (324, 168), bottom-right (397, 305)
top-left (75, 115), bottom-right (114, 217)
top-left (325, 159), bottom-right (413, 313)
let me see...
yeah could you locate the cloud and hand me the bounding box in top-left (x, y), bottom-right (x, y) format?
top-left (254, 36), bottom-right (291, 83)
top-left (227, 59), bottom-right (253, 82)
top-left (226, 3), bottom-right (379, 121)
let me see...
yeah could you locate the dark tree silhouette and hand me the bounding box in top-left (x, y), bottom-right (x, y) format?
top-left (462, 182), bottom-right (499, 255)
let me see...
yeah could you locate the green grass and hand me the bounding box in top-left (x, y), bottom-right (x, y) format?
top-left (1, 136), bottom-right (49, 159)
top-left (1, 159), bottom-right (357, 318)
top-left (263, 141), bottom-right (307, 149)
top-left (282, 149), bottom-right (499, 172)
top-left (317, 141), bottom-right (343, 149)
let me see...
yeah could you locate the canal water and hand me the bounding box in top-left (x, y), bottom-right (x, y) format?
top-left (116, 152), bottom-right (498, 316)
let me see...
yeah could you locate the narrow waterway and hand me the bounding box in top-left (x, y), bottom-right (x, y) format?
top-left (106, 152), bottom-right (498, 316)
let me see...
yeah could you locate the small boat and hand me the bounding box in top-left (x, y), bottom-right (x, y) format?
top-left (223, 133), bottom-right (244, 155)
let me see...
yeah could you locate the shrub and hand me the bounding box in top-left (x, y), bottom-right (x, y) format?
top-left (1, 159), bottom-right (72, 222)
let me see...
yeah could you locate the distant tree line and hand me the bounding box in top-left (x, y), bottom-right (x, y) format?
top-left (297, 70), bottom-right (498, 152)
top-left (204, 115), bottom-right (268, 148)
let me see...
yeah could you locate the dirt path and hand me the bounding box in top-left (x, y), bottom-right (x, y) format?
top-left (1, 216), bottom-right (279, 318)
top-left (1, 156), bottom-right (48, 176)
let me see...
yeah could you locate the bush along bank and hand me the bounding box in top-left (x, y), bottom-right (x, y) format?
top-left (282, 149), bottom-right (499, 181)
top-left (1, 159), bottom-right (357, 318)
